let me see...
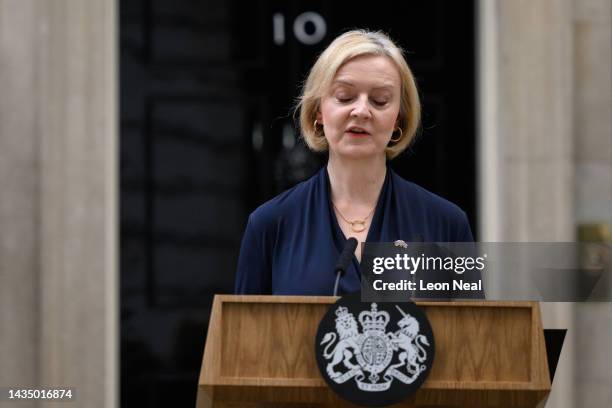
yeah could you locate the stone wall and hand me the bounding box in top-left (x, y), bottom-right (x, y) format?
top-left (573, 0), bottom-right (612, 406)
top-left (0, 1), bottom-right (117, 407)
top-left (479, 0), bottom-right (612, 406)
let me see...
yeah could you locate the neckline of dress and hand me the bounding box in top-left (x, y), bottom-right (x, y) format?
top-left (323, 165), bottom-right (390, 251)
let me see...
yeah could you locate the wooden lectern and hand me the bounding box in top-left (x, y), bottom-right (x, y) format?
top-left (197, 295), bottom-right (551, 407)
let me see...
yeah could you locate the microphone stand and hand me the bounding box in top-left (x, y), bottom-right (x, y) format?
top-left (333, 237), bottom-right (358, 296)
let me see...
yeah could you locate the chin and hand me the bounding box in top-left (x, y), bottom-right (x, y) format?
top-left (335, 145), bottom-right (385, 160)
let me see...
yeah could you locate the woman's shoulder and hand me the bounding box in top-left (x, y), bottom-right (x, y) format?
top-left (247, 170), bottom-right (321, 230)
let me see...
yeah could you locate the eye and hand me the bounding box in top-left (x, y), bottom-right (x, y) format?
top-left (336, 95), bottom-right (354, 103)
top-left (370, 92), bottom-right (391, 107)
top-left (372, 99), bottom-right (389, 107)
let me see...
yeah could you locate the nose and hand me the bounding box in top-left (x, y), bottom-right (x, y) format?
top-left (350, 95), bottom-right (372, 120)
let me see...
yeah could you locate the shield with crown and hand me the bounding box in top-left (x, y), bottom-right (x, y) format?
top-left (355, 303), bottom-right (393, 383)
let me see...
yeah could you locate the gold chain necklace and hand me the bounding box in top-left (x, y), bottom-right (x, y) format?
top-left (332, 201), bottom-right (375, 233)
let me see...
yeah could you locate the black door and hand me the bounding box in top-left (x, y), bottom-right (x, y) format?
top-left (120, 1), bottom-right (475, 406)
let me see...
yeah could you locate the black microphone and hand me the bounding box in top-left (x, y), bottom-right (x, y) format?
top-left (333, 238), bottom-right (358, 296)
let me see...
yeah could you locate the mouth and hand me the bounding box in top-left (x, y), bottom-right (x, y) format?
top-left (345, 126), bottom-right (371, 137)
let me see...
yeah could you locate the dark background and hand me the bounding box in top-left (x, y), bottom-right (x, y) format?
top-left (120, 0), bottom-right (476, 406)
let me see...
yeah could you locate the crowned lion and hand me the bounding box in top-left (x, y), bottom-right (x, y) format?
top-left (320, 306), bottom-right (362, 378)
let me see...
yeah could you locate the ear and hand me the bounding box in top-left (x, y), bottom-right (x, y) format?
top-left (316, 110), bottom-right (323, 123)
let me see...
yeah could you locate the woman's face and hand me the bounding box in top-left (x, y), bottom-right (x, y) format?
top-left (318, 54), bottom-right (401, 160)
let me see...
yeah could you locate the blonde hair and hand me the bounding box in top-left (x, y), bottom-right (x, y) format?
top-left (296, 30), bottom-right (421, 160)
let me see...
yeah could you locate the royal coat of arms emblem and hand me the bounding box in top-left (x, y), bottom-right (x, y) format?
top-left (315, 294), bottom-right (435, 406)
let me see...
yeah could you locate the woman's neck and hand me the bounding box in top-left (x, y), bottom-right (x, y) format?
top-left (327, 153), bottom-right (387, 206)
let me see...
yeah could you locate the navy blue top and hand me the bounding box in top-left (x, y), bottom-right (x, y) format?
top-left (234, 166), bottom-right (474, 295)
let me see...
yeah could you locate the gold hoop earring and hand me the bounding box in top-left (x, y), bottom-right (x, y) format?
top-left (390, 127), bottom-right (403, 143)
top-left (313, 119), bottom-right (324, 136)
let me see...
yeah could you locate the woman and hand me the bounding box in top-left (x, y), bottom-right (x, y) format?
top-left (235, 30), bottom-right (475, 296)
